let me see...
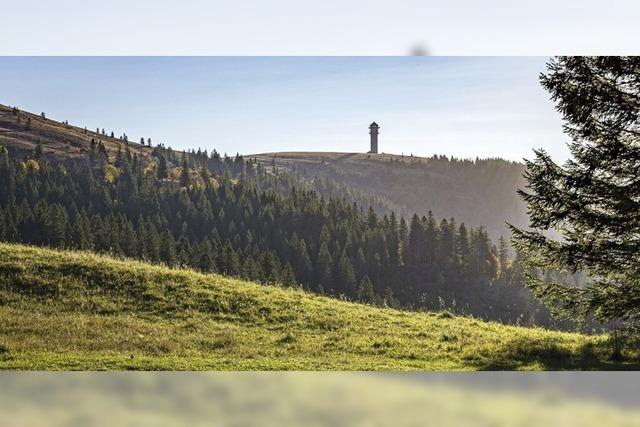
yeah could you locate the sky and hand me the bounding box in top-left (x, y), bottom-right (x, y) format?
top-left (0, 57), bottom-right (571, 162)
top-left (1, 0), bottom-right (639, 55)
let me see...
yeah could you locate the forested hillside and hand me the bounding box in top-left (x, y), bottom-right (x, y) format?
top-left (251, 152), bottom-right (529, 239)
top-left (0, 104), bottom-right (573, 328)
top-left (0, 104), bottom-right (529, 241)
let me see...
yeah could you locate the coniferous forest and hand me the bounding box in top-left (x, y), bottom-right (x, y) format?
top-left (0, 135), bottom-right (572, 328)
top-left (252, 152), bottom-right (529, 240)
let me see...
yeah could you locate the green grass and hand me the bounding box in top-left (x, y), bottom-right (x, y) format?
top-left (0, 242), bottom-right (637, 370)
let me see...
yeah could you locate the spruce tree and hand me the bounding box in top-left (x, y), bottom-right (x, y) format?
top-left (357, 275), bottom-right (375, 303)
top-left (241, 255), bottom-right (258, 280)
top-left (316, 242), bottom-right (333, 291)
top-left (280, 262), bottom-right (298, 287)
top-left (145, 221), bottom-right (161, 262)
top-left (335, 250), bottom-right (356, 297)
top-left (407, 214), bottom-right (423, 266)
top-left (497, 236), bottom-right (510, 283)
top-left (180, 158), bottom-right (190, 187)
top-left (456, 223), bottom-right (471, 283)
top-left (160, 230), bottom-right (177, 267)
top-left (259, 251), bottom-right (281, 283)
top-left (157, 156), bottom-right (168, 180)
top-left (398, 217), bottom-right (409, 265)
top-left (294, 238), bottom-right (313, 285)
top-left (510, 57), bottom-right (640, 327)
top-left (423, 212), bottom-right (439, 277)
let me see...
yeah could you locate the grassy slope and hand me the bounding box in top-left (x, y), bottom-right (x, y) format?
top-left (0, 103), bottom-right (155, 160)
top-left (0, 243), bottom-right (636, 370)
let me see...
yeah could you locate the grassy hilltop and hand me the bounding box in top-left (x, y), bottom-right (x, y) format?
top-left (0, 242), bottom-right (636, 370)
top-left (0, 103), bottom-right (154, 159)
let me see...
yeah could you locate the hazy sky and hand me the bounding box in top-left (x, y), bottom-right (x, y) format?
top-left (2, 0), bottom-right (639, 55)
top-left (0, 57), bottom-right (570, 161)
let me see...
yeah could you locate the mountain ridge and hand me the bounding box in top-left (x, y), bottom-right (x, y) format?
top-left (250, 151), bottom-right (529, 239)
top-left (1, 102), bottom-right (530, 239)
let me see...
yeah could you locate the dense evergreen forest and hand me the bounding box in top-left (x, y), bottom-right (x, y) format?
top-left (251, 152), bottom-right (529, 239)
top-left (0, 137), bottom-right (574, 328)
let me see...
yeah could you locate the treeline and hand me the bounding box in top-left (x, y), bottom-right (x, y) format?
top-left (276, 153), bottom-right (529, 239)
top-left (0, 142), bottom-right (563, 327)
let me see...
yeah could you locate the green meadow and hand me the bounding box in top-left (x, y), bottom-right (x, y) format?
top-left (0, 243), bottom-right (636, 370)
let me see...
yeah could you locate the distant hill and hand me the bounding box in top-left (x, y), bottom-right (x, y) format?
top-left (0, 104), bottom-right (154, 160)
top-left (0, 243), bottom-right (627, 370)
top-left (251, 152), bottom-right (529, 239)
top-left (0, 103), bottom-right (530, 239)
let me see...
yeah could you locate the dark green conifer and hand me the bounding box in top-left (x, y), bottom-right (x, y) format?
top-left (180, 158), bottom-right (190, 187)
top-left (157, 156), bottom-right (168, 180)
top-left (511, 56), bottom-right (640, 329)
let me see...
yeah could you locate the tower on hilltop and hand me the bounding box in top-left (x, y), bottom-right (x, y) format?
top-left (368, 122), bottom-right (379, 154)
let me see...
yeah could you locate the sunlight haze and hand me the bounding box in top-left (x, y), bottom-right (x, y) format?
top-left (0, 57), bottom-right (569, 162)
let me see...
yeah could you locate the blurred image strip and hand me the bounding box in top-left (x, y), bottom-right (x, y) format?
top-left (1, 372), bottom-right (639, 426)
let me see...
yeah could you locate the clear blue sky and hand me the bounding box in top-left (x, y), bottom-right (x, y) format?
top-left (0, 57), bottom-right (570, 161)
